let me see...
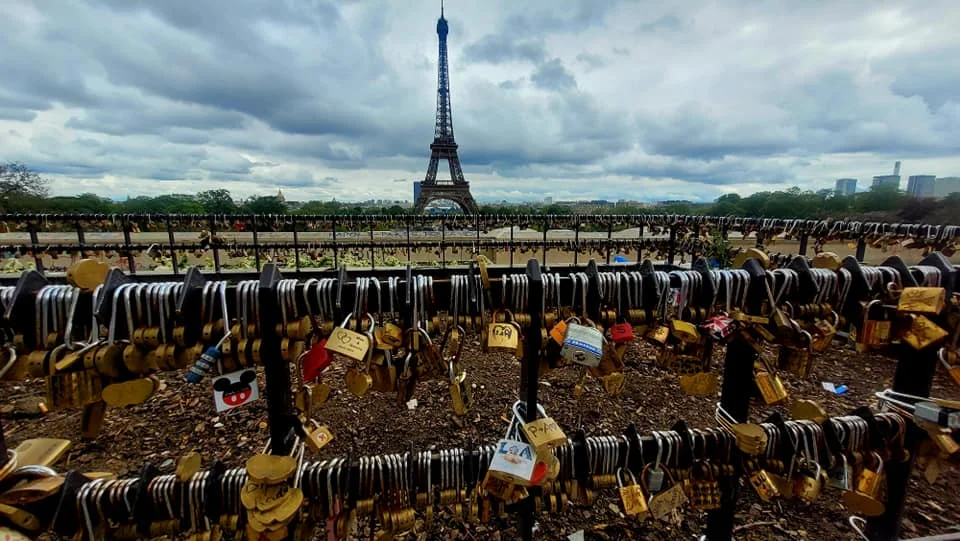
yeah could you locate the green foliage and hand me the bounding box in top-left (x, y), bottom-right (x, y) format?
top-left (0, 164), bottom-right (956, 223)
top-left (197, 189), bottom-right (236, 214)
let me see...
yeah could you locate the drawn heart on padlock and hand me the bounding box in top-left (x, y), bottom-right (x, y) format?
top-left (302, 339), bottom-right (332, 382)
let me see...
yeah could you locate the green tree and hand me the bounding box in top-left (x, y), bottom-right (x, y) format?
top-left (197, 189), bottom-right (236, 214)
top-left (241, 196), bottom-right (287, 214)
top-left (0, 163), bottom-right (51, 211)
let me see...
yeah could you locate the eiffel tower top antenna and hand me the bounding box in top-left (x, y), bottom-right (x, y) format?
top-left (441, 0), bottom-right (444, 18)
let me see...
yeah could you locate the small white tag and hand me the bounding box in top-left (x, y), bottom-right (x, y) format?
top-left (567, 531), bottom-right (585, 541)
top-left (406, 398), bottom-right (418, 410)
top-left (821, 381), bottom-right (836, 393)
top-left (212, 369), bottom-right (259, 412)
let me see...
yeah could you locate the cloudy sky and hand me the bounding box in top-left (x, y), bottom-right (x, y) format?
top-left (2, 0), bottom-right (960, 204)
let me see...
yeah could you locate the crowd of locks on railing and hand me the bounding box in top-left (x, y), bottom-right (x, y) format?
top-left (0, 242), bottom-right (957, 539)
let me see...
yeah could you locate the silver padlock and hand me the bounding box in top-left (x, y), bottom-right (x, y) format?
top-left (560, 322), bottom-right (603, 367)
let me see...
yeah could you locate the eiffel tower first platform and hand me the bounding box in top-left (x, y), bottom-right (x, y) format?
top-left (413, 2), bottom-right (479, 215)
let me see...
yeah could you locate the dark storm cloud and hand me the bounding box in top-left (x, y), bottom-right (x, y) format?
top-left (462, 34), bottom-right (547, 64)
top-left (531, 59), bottom-right (577, 91)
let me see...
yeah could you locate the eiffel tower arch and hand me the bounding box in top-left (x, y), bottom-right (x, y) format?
top-left (413, 2), bottom-right (478, 215)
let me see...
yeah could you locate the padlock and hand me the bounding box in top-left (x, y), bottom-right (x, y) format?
top-left (939, 348), bottom-right (960, 386)
top-left (747, 461), bottom-right (780, 502)
top-left (185, 333), bottom-right (232, 384)
top-left (810, 312), bottom-right (840, 353)
top-left (900, 314), bottom-right (949, 350)
top-left (325, 315), bottom-right (371, 362)
top-left (688, 462), bottom-right (721, 511)
top-left (449, 362), bottom-right (473, 416)
top-left (897, 287), bottom-right (947, 315)
top-left (549, 319), bottom-right (569, 345)
top-left (617, 468), bottom-right (649, 519)
top-left (755, 357), bottom-right (788, 405)
top-left (487, 310), bottom-right (522, 354)
top-left (643, 463), bottom-right (686, 522)
top-left (679, 371), bottom-right (718, 396)
top-left (700, 315), bottom-right (737, 342)
top-left (518, 403), bottom-right (566, 452)
top-left (842, 452), bottom-right (886, 516)
top-left (857, 300), bottom-right (891, 353)
top-left (827, 453), bottom-right (853, 491)
top-left (779, 330), bottom-right (813, 379)
top-left (487, 412), bottom-right (537, 486)
top-left (793, 459), bottom-right (823, 503)
top-left (670, 320), bottom-right (700, 344)
top-left (561, 321), bottom-right (603, 367)
top-left (305, 420), bottom-right (334, 452)
top-left (609, 320), bottom-right (635, 344)
top-left (645, 324), bottom-right (670, 346)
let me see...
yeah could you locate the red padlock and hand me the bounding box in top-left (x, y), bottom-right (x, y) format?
top-left (301, 338), bottom-right (332, 382)
top-left (700, 315), bottom-right (736, 342)
top-left (610, 322), bottom-right (635, 344)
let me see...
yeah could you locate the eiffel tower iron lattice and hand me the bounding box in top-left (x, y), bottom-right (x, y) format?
top-left (413, 2), bottom-right (479, 215)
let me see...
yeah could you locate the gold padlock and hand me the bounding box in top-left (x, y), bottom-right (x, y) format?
top-left (897, 287), bottom-right (946, 315)
top-left (670, 320), bottom-right (700, 344)
top-left (843, 452), bottom-right (886, 516)
top-left (487, 310), bottom-right (522, 353)
top-left (617, 468), bottom-right (649, 519)
top-left (900, 314), bottom-right (949, 350)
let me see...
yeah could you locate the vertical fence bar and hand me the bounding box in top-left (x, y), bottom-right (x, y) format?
top-left (292, 216), bottom-right (300, 275)
top-left (258, 263), bottom-right (297, 455)
top-left (667, 224), bottom-right (677, 266)
top-left (122, 220), bottom-right (136, 276)
top-left (332, 216), bottom-right (339, 269)
top-left (165, 215), bottom-right (179, 276)
top-left (606, 220), bottom-right (613, 264)
top-left (865, 342), bottom-right (940, 540)
top-left (440, 216), bottom-right (446, 269)
top-left (74, 221), bottom-right (86, 248)
top-left (542, 216), bottom-right (548, 266)
top-left (370, 220), bottom-right (375, 271)
top-left (637, 223), bottom-right (644, 263)
top-left (251, 214), bottom-right (261, 272)
top-left (518, 259), bottom-right (543, 541)
top-left (510, 223), bottom-right (515, 268)
top-left (798, 233), bottom-right (809, 257)
top-left (574, 217), bottom-right (580, 267)
top-left (855, 237), bottom-right (867, 262)
top-left (704, 259), bottom-right (766, 541)
top-left (208, 215), bottom-right (221, 275)
top-left (27, 222), bottom-right (43, 275)
top-left (406, 218), bottom-right (411, 264)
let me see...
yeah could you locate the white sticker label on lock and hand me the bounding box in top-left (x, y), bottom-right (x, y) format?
top-left (212, 369), bottom-right (260, 412)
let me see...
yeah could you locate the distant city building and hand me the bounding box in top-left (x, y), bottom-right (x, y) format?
top-left (413, 181), bottom-right (422, 203)
top-left (544, 196), bottom-right (553, 205)
top-left (835, 178), bottom-right (857, 196)
top-left (935, 177), bottom-right (960, 198)
top-left (872, 161), bottom-right (902, 189)
top-left (906, 175), bottom-right (936, 198)
top-left (872, 175), bottom-right (900, 189)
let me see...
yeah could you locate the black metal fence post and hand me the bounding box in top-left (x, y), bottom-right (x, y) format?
top-left (332, 216), bottom-right (339, 269)
top-left (798, 233), bottom-right (809, 257)
top-left (855, 237), bottom-right (867, 262)
top-left (122, 219), bottom-right (135, 275)
top-left (519, 259), bottom-right (543, 541)
top-left (606, 220), bottom-right (613, 264)
top-left (667, 224), bottom-right (677, 265)
top-left (258, 263), bottom-right (297, 455)
top-left (165, 216), bottom-right (179, 276)
top-left (27, 221), bottom-right (43, 274)
top-left (208, 215), bottom-right (222, 274)
top-left (292, 216), bottom-right (300, 275)
top-left (704, 258), bottom-right (766, 540)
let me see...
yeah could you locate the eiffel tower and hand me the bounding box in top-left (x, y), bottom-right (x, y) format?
top-left (413, 1), bottom-right (478, 215)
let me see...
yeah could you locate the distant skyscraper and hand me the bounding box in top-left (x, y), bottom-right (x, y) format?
top-left (872, 161), bottom-right (902, 189)
top-left (413, 181), bottom-right (422, 202)
top-left (835, 178), bottom-right (857, 196)
top-left (906, 175), bottom-right (936, 198)
top-left (872, 175), bottom-right (900, 189)
top-left (544, 196), bottom-right (553, 205)
top-left (935, 177), bottom-right (960, 198)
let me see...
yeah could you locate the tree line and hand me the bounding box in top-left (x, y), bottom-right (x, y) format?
top-left (1, 162), bottom-right (957, 223)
